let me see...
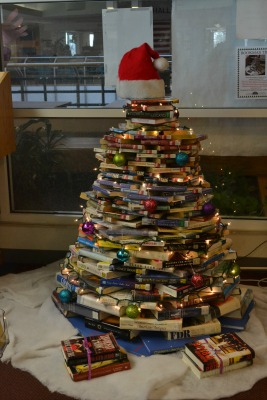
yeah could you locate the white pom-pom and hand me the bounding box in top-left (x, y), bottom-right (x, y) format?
top-left (153, 57), bottom-right (169, 72)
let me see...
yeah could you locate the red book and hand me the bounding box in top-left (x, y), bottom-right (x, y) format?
top-left (61, 332), bottom-right (122, 366)
top-left (65, 355), bottom-right (131, 381)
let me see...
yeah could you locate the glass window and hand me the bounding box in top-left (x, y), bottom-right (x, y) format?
top-left (1, 1), bottom-right (172, 107)
top-left (1, 0), bottom-right (266, 221)
top-left (9, 115), bottom-right (124, 213)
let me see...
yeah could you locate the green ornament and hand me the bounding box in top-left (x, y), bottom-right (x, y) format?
top-left (229, 262), bottom-right (241, 277)
top-left (113, 152), bottom-right (126, 167)
top-left (125, 304), bottom-right (140, 319)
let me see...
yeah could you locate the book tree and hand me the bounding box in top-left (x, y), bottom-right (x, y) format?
top-left (55, 43), bottom-right (247, 349)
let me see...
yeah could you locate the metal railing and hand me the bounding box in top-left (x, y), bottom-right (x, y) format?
top-left (6, 56), bottom-right (116, 106)
top-left (6, 55), bottom-right (172, 107)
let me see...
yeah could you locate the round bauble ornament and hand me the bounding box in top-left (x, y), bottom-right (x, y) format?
top-left (117, 248), bottom-right (130, 262)
top-left (125, 304), bottom-right (140, 319)
top-left (82, 221), bottom-right (95, 235)
top-left (191, 273), bottom-right (205, 288)
top-left (229, 262), bottom-right (241, 277)
top-left (113, 152), bottom-right (126, 167)
top-left (143, 198), bottom-right (157, 213)
top-left (202, 202), bottom-right (216, 216)
top-left (58, 289), bottom-right (72, 303)
top-left (175, 152), bottom-right (189, 167)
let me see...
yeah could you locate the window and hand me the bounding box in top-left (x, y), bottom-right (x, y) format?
top-left (0, 0), bottom-right (266, 226)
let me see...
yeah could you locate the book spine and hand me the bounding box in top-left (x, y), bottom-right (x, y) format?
top-left (76, 294), bottom-right (124, 317)
top-left (85, 317), bottom-right (138, 340)
top-left (146, 185), bottom-right (187, 192)
top-left (51, 293), bottom-right (76, 318)
top-left (156, 283), bottom-right (197, 298)
top-left (153, 305), bottom-right (210, 321)
top-left (161, 257), bottom-right (201, 267)
top-left (135, 275), bottom-right (188, 285)
top-left (222, 276), bottom-right (241, 298)
top-left (77, 236), bottom-right (98, 249)
top-left (165, 319), bottom-right (221, 340)
top-left (126, 193), bottom-right (173, 203)
top-left (69, 360), bottom-right (131, 381)
top-left (139, 139), bottom-right (180, 145)
top-left (141, 218), bottom-right (188, 227)
top-left (55, 272), bottom-right (80, 294)
top-left (78, 248), bottom-right (114, 263)
top-left (107, 142), bottom-right (144, 149)
top-left (132, 291), bottom-right (174, 302)
top-left (100, 278), bottom-right (151, 291)
top-left (119, 317), bottom-right (183, 332)
top-left (109, 264), bottom-right (143, 273)
top-left (77, 260), bottom-right (129, 279)
top-left (67, 349), bottom-right (123, 367)
top-left (126, 110), bottom-right (174, 118)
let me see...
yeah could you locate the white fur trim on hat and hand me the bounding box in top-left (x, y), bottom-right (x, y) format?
top-left (116, 79), bottom-right (165, 99)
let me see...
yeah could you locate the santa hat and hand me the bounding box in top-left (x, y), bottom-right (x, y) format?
top-left (116, 42), bottom-right (169, 99)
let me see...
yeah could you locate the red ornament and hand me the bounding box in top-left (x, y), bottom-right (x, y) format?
top-left (191, 273), bottom-right (205, 288)
top-left (143, 199), bottom-right (157, 213)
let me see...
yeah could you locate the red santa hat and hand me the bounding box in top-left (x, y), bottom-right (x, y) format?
top-left (116, 42), bottom-right (169, 99)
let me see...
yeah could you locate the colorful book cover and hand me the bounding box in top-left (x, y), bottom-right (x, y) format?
top-left (65, 356), bottom-right (131, 381)
top-left (182, 352), bottom-right (253, 379)
top-left (184, 332), bottom-right (255, 372)
top-left (61, 332), bottom-right (121, 366)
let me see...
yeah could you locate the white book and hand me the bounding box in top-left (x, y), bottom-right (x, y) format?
top-left (76, 260), bottom-right (131, 279)
top-left (165, 318), bottom-right (222, 340)
top-left (78, 248), bottom-right (114, 263)
top-left (76, 292), bottom-right (126, 317)
top-left (119, 313), bottom-right (183, 332)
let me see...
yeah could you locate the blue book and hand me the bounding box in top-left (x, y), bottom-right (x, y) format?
top-left (219, 300), bottom-right (255, 331)
top-left (140, 331), bottom-right (209, 355)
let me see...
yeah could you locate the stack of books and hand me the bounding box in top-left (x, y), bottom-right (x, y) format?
top-left (51, 97), bottom-right (254, 355)
top-left (61, 332), bottom-right (131, 381)
top-left (182, 332), bottom-right (255, 378)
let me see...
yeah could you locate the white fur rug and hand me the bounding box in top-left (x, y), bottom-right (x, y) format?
top-left (1, 261), bottom-right (267, 400)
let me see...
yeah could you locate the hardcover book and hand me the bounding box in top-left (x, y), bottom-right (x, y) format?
top-left (61, 332), bottom-right (122, 366)
top-left (184, 332), bottom-right (255, 372)
top-left (65, 355), bottom-right (131, 381)
top-left (182, 352), bottom-right (253, 379)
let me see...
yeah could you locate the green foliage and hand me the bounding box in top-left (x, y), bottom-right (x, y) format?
top-left (205, 169), bottom-right (263, 217)
top-left (11, 118), bottom-right (67, 210)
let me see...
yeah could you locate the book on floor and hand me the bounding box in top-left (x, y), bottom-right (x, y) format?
top-left (182, 352), bottom-right (253, 379)
top-left (61, 332), bottom-right (123, 366)
top-left (183, 332), bottom-right (255, 372)
top-left (64, 351), bottom-right (131, 381)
